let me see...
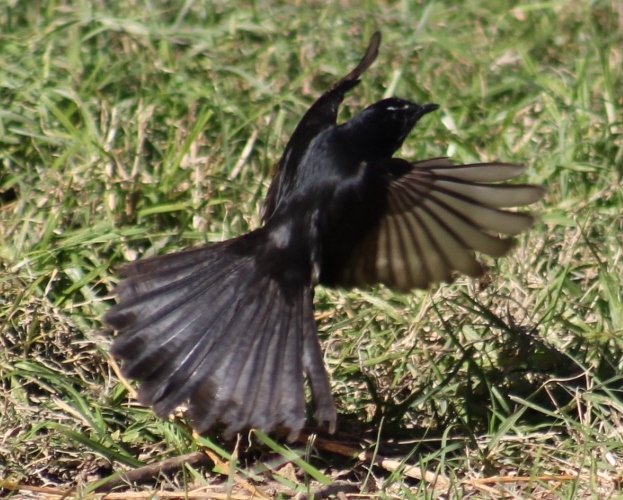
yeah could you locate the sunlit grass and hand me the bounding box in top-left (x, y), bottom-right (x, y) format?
top-left (1, 0), bottom-right (622, 498)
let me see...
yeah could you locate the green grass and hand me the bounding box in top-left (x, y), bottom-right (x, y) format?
top-left (1, 0), bottom-right (622, 498)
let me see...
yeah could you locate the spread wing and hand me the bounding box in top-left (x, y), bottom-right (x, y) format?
top-left (339, 158), bottom-right (546, 291)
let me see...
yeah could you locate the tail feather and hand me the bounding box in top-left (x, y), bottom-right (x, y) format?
top-left (188, 279), bottom-right (291, 429)
top-left (111, 246), bottom-right (248, 324)
top-left (109, 255), bottom-right (246, 383)
top-left (104, 230), bottom-right (335, 439)
top-left (143, 276), bottom-right (254, 415)
top-left (226, 285), bottom-right (287, 431)
top-left (185, 277), bottom-right (310, 439)
top-left (301, 294), bottom-right (337, 432)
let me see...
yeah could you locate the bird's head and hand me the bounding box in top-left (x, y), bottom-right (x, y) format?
top-left (340, 98), bottom-right (439, 160)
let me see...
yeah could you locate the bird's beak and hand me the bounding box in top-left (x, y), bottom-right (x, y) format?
top-left (418, 103), bottom-right (440, 117)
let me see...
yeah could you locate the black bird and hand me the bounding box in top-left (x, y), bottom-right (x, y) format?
top-left (104, 32), bottom-right (545, 440)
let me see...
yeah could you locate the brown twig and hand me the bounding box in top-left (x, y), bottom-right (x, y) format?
top-left (93, 451), bottom-right (210, 492)
top-left (296, 430), bottom-right (451, 490)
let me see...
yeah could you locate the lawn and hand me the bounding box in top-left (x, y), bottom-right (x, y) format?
top-left (1, 0), bottom-right (622, 498)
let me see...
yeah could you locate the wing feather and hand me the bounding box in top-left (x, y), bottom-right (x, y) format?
top-left (339, 159), bottom-right (545, 290)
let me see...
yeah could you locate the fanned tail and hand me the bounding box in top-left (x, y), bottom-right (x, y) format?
top-left (104, 229), bottom-right (336, 440)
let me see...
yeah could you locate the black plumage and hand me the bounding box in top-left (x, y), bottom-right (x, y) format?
top-left (104, 31), bottom-right (545, 440)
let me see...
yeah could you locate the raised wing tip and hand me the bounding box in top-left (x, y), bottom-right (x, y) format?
top-left (337, 30), bottom-right (382, 85)
top-left (368, 31), bottom-right (381, 55)
top-left (362, 30), bottom-right (381, 66)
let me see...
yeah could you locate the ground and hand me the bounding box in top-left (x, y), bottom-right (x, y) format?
top-left (1, 1), bottom-right (622, 498)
